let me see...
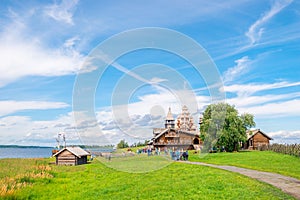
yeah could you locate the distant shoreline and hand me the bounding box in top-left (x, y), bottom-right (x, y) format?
top-left (0, 145), bottom-right (115, 149)
top-left (0, 145), bottom-right (52, 148)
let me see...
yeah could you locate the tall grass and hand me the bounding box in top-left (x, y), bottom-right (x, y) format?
top-left (0, 158), bottom-right (53, 198)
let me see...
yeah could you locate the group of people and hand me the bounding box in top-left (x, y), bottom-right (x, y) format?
top-left (136, 147), bottom-right (189, 161)
top-left (170, 149), bottom-right (189, 161)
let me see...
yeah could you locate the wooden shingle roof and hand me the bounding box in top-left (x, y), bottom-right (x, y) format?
top-left (246, 129), bottom-right (273, 140)
top-left (153, 128), bottom-right (199, 140)
top-left (53, 147), bottom-right (90, 158)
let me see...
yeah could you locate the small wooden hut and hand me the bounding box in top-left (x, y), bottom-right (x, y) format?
top-left (53, 147), bottom-right (90, 166)
top-left (244, 129), bottom-right (272, 150)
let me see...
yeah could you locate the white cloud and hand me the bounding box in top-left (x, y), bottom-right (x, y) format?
top-left (224, 81), bottom-right (300, 96)
top-left (224, 81), bottom-right (300, 119)
top-left (63, 36), bottom-right (80, 48)
top-left (44, 0), bottom-right (79, 25)
top-left (0, 101), bottom-right (69, 117)
top-left (0, 116), bottom-right (33, 143)
top-left (0, 22), bottom-right (84, 87)
top-left (229, 92), bottom-right (300, 108)
top-left (0, 112), bottom-right (80, 146)
top-left (223, 56), bottom-right (251, 83)
top-left (72, 87), bottom-right (205, 144)
top-left (238, 99), bottom-right (300, 118)
top-left (0, 40), bottom-right (82, 87)
top-left (268, 130), bottom-right (300, 144)
top-left (245, 0), bottom-right (293, 44)
top-left (1, 88), bottom-right (300, 146)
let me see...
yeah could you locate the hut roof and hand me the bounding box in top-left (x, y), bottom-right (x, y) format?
top-left (53, 146), bottom-right (90, 158)
top-left (246, 129), bottom-right (273, 140)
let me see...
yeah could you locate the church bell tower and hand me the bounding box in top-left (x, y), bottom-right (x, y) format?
top-left (165, 107), bottom-right (175, 128)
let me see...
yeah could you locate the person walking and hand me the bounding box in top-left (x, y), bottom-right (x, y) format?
top-left (185, 150), bottom-right (189, 161)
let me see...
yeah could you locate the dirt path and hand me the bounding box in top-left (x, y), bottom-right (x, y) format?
top-left (179, 161), bottom-right (300, 199)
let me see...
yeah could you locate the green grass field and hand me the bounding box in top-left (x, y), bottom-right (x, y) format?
top-left (0, 151), bottom-right (298, 199)
top-left (98, 154), bottom-right (172, 173)
top-left (189, 150), bottom-right (300, 179)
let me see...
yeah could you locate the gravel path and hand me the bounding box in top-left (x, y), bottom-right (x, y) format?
top-left (179, 161), bottom-right (300, 199)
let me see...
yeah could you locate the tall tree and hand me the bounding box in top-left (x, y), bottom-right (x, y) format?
top-left (200, 103), bottom-right (255, 152)
top-left (117, 139), bottom-right (129, 149)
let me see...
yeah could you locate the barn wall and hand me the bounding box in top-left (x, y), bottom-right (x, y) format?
top-left (253, 132), bottom-right (270, 149)
top-left (56, 150), bottom-right (76, 165)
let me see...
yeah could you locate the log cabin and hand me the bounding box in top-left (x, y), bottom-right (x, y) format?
top-left (244, 129), bottom-right (272, 150)
top-left (53, 146), bottom-right (90, 165)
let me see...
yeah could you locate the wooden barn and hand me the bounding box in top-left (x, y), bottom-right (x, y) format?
top-left (244, 129), bottom-right (272, 150)
top-left (53, 147), bottom-right (90, 166)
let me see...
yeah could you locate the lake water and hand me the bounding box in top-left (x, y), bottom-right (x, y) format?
top-left (0, 147), bottom-right (114, 159)
top-left (0, 147), bottom-right (53, 159)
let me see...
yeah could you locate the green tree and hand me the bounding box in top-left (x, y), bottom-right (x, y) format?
top-left (117, 139), bottom-right (129, 149)
top-left (200, 103), bottom-right (255, 152)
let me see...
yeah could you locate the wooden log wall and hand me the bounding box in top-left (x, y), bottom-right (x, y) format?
top-left (56, 150), bottom-right (76, 165)
top-left (253, 133), bottom-right (270, 149)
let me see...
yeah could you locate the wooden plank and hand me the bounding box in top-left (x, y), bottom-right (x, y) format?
top-left (58, 157), bottom-right (76, 160)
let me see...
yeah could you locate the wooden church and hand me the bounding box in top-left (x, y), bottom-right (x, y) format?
top-left (150, 106), bottom-right (201, 151)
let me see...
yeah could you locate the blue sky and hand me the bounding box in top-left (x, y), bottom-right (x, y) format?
top-left (0, 0), bottom-right (299, 146)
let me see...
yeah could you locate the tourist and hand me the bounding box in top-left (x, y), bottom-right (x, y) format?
top-left (182, 151), bottom-right (186, 160)
top-left (176, 150), bottom-right (180, 160)
top-left (185, 150), bottom-right (189, 161)
top-left (164, 148), bottom-right (168, 155)
top-left (171, 151), bottom-right (176, 160)
top-left (147, 148), bottom-right (151, 156)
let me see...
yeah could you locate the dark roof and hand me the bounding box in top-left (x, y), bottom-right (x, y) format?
top-left (53, 146), bottom-right (90, 158)
top-left (246, 129), bottom-right (273, 140)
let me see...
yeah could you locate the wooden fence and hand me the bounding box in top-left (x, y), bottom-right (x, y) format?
top-left (259, 143), bottom-right (300, 157)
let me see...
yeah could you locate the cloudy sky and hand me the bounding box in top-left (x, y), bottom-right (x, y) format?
top-left (0, 0), bottom-right (299, 147)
